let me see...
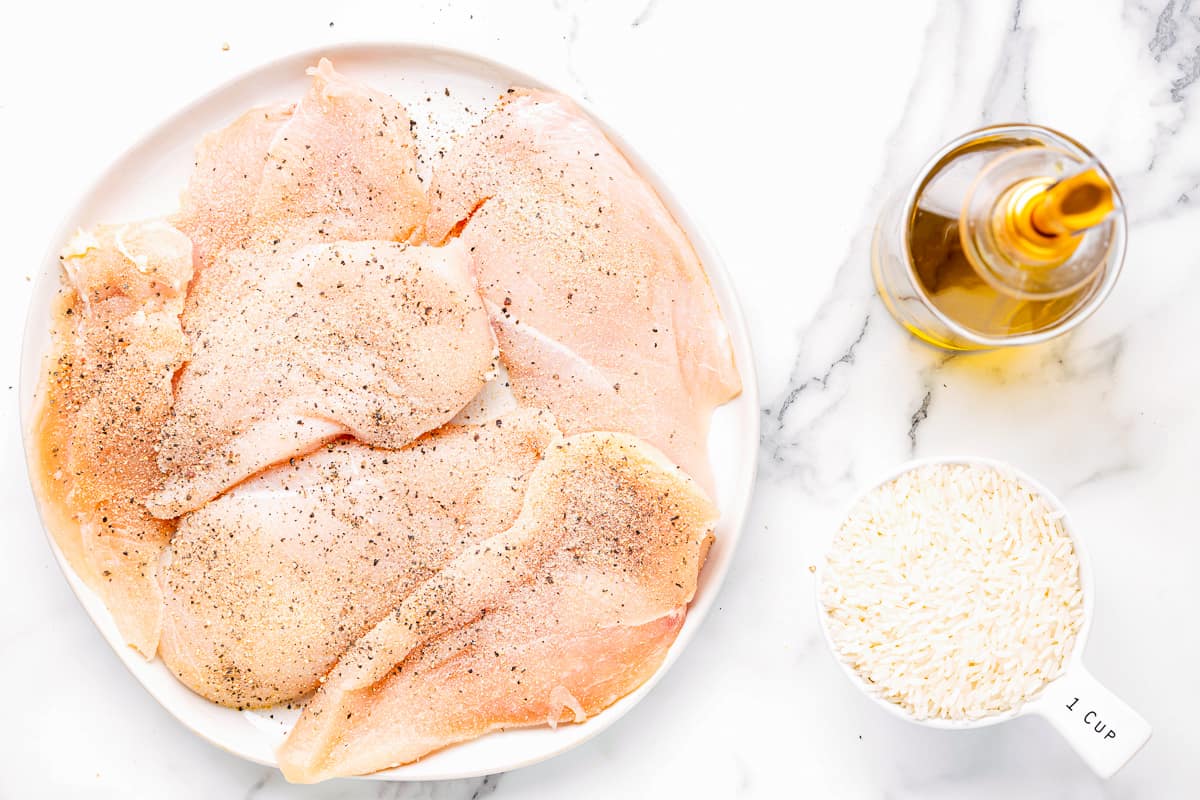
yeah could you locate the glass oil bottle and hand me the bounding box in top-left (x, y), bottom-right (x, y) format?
top-left (872, 125), bottom-right (1126, 351)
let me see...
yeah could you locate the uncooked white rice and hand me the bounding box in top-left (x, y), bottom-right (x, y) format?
top-left (820, 462), bottom-right (1083, 721)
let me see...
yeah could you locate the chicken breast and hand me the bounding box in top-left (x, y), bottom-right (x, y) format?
top-left (174, 101), bottom-right (294, 266)
top-left (252, 58), bottom-right (428, 246)
top-left (147, 239), bottom-right (497, 519)
top-left (426, 89), bottom-right (741, 495)
top-left (157, 409), bottom-right (558, 708)
top-left (277, 431), bottom-right (716, 782)
top-left (175, 58), bottom-right (426, 268)
top-left (30, 221), bottom-right (194, 656)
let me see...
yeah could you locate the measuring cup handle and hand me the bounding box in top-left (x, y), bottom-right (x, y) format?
top-left (1031, 664), bottom-right (1151, 778)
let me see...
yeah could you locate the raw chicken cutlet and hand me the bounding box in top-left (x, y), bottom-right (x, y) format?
top-left (158, 409), bottom-right (557, 708)
top-left (146, 58), bottom-right (462, 517)
top-left (426, 88), bottom-right (741, 496)
top-left (175, 58), bottom-right (427, 268)
top-left (30, 221), bottom-right (193, 656)
top-left (173, 101), bottom-right (293, 267)
top-left (147, 239), bottom-right (497, 518)
top-left (278, 431), bottom-right (716, 782)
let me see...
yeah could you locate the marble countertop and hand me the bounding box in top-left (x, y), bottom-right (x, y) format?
top-left (4, 0), bottom-right (1198, 797)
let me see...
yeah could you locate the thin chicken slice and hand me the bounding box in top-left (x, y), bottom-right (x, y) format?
top-left (277, 431), bottom-right (716, 782)
top-left (175, 58), bottom-right (426, 270)
top-left (147, 239), bottom-right (497, 518)
top-left (158, 409), bottom-right (557, 708)
top-left (426, 89), bottom-right (741, 495)
top-left (174, 101), bottom-right (295, 266)
top-left (251, 58), bottom-right (428, 246)
top-left (29, 221), bottom-right (194, 656)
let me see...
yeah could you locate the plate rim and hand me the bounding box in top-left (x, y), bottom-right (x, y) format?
top-left (18, 39), bottom-right (760, 781)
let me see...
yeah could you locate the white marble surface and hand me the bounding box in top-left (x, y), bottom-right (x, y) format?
top-left (3, 0), bottom-right (1198, 797)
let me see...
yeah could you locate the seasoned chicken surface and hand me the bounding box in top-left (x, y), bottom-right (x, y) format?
top-left (278, 431), bottom-right (716, 782)
top-left (251, 58), bottom-right (428, 247)
top-left (427, 88), bottom-right (741, 495)
top-left (146, 59), bottom-right (463, 518)
top-left (31, 221), bottom-right (193, 656)
top-left (147, 240), bottom-right (497, 518)
top-left (174, 101), bottom-right (294, 266)
top-left (175, 58), bottom-right (426, 268)
top-left (158, 409), bottom-right (557, 708)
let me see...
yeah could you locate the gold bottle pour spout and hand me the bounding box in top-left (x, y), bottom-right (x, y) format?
top-left (1031, 166), bottom-right (1115, 234)
top-left (995, 163), bottom-right (1115, 267)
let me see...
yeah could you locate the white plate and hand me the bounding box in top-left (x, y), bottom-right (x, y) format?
top-left (18, 42), bottom-right (759, 781)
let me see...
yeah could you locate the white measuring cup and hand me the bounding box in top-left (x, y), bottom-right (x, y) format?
top-left (815, 457), bottom-right (1151, 778)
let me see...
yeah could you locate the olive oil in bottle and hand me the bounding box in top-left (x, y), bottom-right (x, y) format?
top-left (908, 204), bottom-right (1093, 339)
top-left (872, 125), bottom-right (1126, 351)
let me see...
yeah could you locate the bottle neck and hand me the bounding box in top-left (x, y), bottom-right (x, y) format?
top-left (960, 149), bottom-right (1116, 300)
top-left (994, 177), bottom-right (1084, 268)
